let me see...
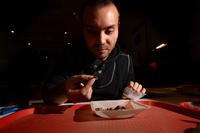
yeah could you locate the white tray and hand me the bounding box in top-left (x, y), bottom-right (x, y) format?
top-left (91, 100), bottom-right (149, 119)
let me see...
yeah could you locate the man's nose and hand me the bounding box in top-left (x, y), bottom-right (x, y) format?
top-left (96, 32), bottom-right (106, 45)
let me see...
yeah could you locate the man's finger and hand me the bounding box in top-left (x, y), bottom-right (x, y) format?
top-left (127, 81), bottom-right (134, 87)
top-left (87, 87), bottom-right (93, 99)
top-left (141, 88), bottom-right (146, 94)
top-left (133, 82), bottom-right (139, 89)
top-left (80, 78), bottom-right (95, 97)
top-left (85, 78), bottom-right (96, 88)
top-left (135, 84), bottom-right (143, 93)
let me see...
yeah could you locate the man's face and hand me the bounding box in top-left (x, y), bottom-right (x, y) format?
top-left (82, 4), bottom-right (119, 61)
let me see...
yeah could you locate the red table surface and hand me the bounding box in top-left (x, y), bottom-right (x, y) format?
top-left (0, 100), bottom-right (200, 133)
top-left (179, 102), bottom-right (200, 113)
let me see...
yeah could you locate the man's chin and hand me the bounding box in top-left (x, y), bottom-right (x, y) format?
top-left (96, 55), bottom-right (108, 61)
top-left (94, 52), bottom-right (109, 61)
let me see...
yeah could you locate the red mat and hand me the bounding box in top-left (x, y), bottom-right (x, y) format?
top-left (0, 100), bottom-right (199, 133)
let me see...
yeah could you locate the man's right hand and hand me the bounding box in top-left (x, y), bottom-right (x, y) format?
top-left (65, 75), bottom-right (96, 103)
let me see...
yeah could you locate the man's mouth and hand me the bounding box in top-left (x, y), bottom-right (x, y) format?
top-left (96, 48), bottom-right (107, 53)
top-left (96, 46), bottom-right (107, 51)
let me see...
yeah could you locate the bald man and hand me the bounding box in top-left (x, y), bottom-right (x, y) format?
top-left (43, 0), bottom-right (146, 105)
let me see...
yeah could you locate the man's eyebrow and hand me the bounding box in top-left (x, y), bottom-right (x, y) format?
top-left (105, 25), bottom-right (115, 29)
top-left (85, 24), bottom-right (116, 30)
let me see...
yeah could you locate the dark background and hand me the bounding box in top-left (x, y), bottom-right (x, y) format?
top-left (0, 0), bottom-right (200, 106)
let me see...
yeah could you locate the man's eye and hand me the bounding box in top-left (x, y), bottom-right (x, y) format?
top-left (105, 30), bottom-right (114, 35)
